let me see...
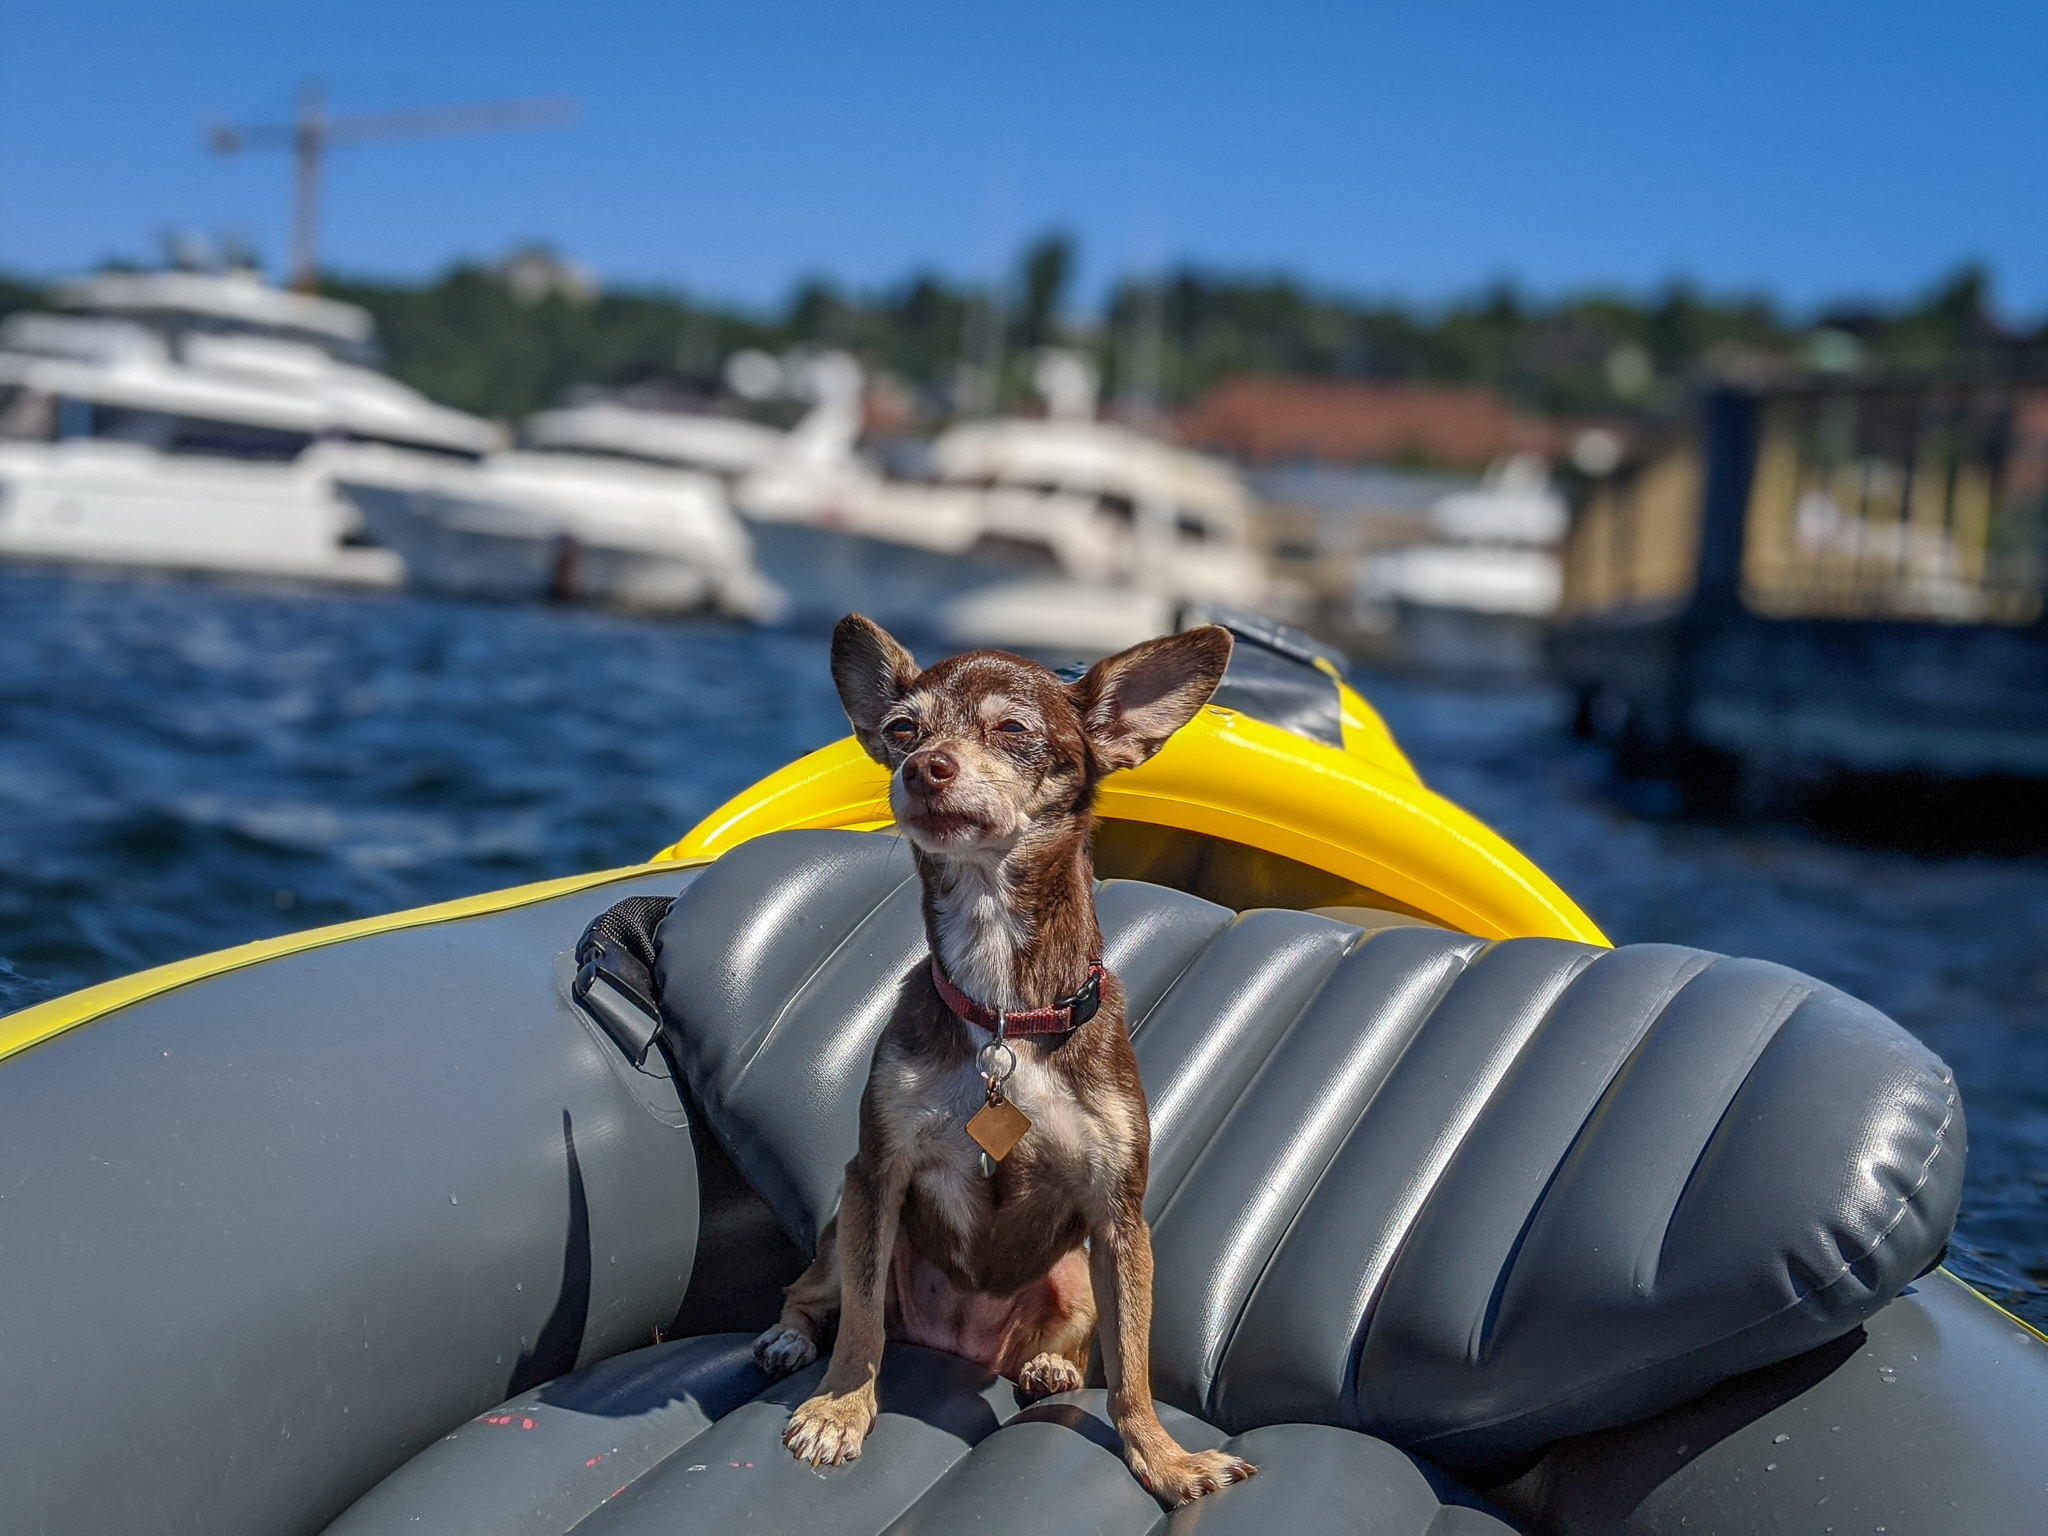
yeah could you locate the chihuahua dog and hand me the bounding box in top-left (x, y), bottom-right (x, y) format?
top-left (749, 613), bottom-right (1253, 1506)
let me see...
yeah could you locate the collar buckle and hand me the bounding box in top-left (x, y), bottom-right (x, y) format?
top-left (930, 957), bottom-right (1105, 1040)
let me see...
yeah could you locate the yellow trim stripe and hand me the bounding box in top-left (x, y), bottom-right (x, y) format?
top-left (1945, 1267), bottom-right (2048, 1346)
top-left (0, 858), bottom-right (706, 1066)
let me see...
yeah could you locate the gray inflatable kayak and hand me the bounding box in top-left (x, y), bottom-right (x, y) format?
top-left (1, 632), bottom-right (2042, 1535)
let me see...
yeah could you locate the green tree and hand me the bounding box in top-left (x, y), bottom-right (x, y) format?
top-left (1018, 232), bottom-right (1074, 349)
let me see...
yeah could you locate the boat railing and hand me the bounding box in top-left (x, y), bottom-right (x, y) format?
top-left (1559, 378), bottom-right (2048, 628)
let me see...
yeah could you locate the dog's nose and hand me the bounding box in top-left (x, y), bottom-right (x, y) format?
top-left (906, 749), bottom-right (957, 789)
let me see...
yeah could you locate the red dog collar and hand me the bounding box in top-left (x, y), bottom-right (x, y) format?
top-left (930, 958), bottom-right (1104, 1038)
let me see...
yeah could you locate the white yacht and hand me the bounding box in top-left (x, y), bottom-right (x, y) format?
top-left (331, 446), bottom-right (781, 618)
top-left (0, 269), bottom-right (498, 586)
top-left (735, 349), bottom-right (1270, 647)
top-left (328, 364), bottom-right (784, 618)
top-left (436, 349), bottom-right (1272, 646)
top-left (1352, 453), bottom-right (1567, 676)
top-left (924, 354), bottom-right (1269, 651)
top-left (523, 397), bottom-right (787, 481)
top-left (498, 352), bottom-right (1016, 629)
top-left (720, 353), bottom-right (1033, 630)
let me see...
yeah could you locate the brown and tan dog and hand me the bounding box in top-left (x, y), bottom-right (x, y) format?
top-left (749, 613), bottom-right (1254, 1506)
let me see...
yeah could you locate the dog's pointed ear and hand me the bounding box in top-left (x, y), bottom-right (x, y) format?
top-left (1072, 624), bottom-right (1233, 773)
top-left (832, 613), bottom-right (921, 763)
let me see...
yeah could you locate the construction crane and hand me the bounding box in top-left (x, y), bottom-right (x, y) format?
top-left (207, 87), bottom-right (575, 291)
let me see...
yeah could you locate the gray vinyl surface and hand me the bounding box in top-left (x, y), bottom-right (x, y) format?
top-left (1480, 1266), bottom-right (2048, 1535)
top-left (0, 868), bottom-right (702, 1536)
top-left (333, 1269), bottom-right (2048, 1536)
top-left (328, 1334), bottom-right (1519, 1536)
top-left (652, 830), bottom-right (1962, 1463)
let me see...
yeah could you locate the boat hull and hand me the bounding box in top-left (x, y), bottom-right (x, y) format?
top-left (740, 515), bottom-right (1022, 633)
top-left (1395, 599), bottom-right (1552, 681)
top-left (345, 480), bottom-right (744, 614)
top-left (934, 577), bottom-right (1176, 655)
top-left (0, 440), bottom-right (402, 587)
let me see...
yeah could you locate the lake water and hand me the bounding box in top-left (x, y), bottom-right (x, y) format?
top-left (3, 562), bottom-right (2042, 1328)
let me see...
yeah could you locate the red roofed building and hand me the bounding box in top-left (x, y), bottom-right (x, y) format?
top-left (1176, 375), bottom-right (1554, 471)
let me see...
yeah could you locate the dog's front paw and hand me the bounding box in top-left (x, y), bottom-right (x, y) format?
top-left (1014, 1351), bottom-right (1086, 1403)
top-left (752, 1323), bottom-right (818, 1378)
top-left (1133, 1447), bottom-right (1256, 1507)
top-left (783, 1388), bottom-right (877, 1466)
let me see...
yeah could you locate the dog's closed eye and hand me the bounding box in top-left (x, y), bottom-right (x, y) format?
top-left (995, 719), bottom-right (1028, 734)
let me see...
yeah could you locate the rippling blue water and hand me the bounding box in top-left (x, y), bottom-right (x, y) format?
top-left (3, 563), bottom-right (2043, 1327)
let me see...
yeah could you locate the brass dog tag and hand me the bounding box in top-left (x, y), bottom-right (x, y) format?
top-left (966, 1096), bottom-right (1031, 1162)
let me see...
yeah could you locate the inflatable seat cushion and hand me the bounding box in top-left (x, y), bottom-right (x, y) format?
top-left (324, 1333), bottom-right (1516, 1535)
top-left (652, 830), bottom-right (1963, 1464)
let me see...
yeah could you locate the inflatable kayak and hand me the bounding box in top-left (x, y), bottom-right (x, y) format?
top-left (1, 614), bottom-right (2041, 1536)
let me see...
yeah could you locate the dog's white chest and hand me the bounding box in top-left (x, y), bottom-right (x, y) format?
top-left (908, 1050), bottom-right (1097, 1217)
top-left (995, 1049), bottom-right (1093, 1166)
top-left (917, 1056), bottom-right (1097, 1187)
top-left (901, 1060), bottom-right (995, 1244)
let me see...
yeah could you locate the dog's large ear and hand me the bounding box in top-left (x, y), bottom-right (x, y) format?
top-left (832, 613), bottom-right (921, 763)
top-left (1072, 624), bottom-right (1234, 773)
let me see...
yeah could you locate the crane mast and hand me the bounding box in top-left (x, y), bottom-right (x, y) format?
top-left (207, 87), bottom-right (574, 291)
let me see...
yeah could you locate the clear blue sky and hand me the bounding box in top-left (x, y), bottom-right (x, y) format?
top-left (1, 0), bottom-right (2041, 318)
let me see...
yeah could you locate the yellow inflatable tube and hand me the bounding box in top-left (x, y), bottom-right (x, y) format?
top-left (657, 681), bottom-right (1607, 947)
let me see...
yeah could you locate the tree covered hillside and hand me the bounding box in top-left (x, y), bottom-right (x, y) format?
top-left (335, 247), bottom-right (2048, 424)
top-left (3, 241), bottom-right (2040, 426)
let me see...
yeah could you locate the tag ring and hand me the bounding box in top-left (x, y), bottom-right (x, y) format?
top-left (976, 1037), bottom-right (1016, 1089)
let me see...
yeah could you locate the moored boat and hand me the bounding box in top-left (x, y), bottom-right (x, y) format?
top-left (923, 355), bottom-right (1272, 649)
top-left (1353, 453), bottom-right (1567, 680)
top-left (0, 269), bottom-right (500, 587)
top-left (333, 446), bottom-right (783, 618)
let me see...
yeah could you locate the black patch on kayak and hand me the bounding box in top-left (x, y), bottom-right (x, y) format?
top-left (668, 1081), bottom-right (809, 1338)
top-left (1210, 640), bottom-right (1343, 748)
